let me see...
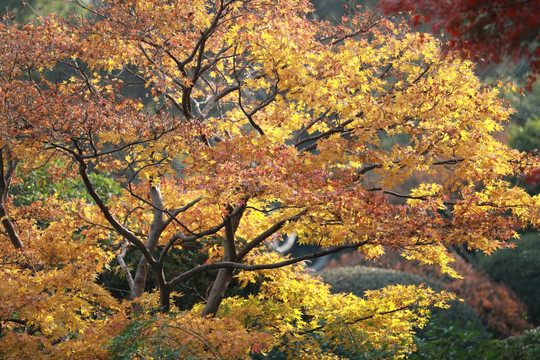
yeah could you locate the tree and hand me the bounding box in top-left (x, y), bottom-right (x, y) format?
top-left (380, 0), bottom-right (540, 89)
top-left (0, 0), bottom-right (538, 358)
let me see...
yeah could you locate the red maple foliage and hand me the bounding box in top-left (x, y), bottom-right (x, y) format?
top-left (380, 0), bottom-right (540, 90)
top-left (524, 168), bottom-right (540, 185)
top-left (326, 249), bottom-right (531, 338)
top-left (524, 156), bottom-right (540, 186)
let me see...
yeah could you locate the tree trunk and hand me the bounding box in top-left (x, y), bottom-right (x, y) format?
top-left (201, 268), bottom-right (234, 317)
top-left (201, 204), bottom-right (244, 317)
top-left (0, 148), bottom-right (22, 249)
top-left (131, 184), bottom-right (166, 311)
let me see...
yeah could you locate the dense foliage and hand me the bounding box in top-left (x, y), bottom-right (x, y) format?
top-left (0, 0), bottom-right (538, 358)
top-left (496, 327), bottom-right (540, 360)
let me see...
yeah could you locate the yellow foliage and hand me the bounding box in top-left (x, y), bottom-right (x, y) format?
top-left (0, 0), bottom-right (538, 358)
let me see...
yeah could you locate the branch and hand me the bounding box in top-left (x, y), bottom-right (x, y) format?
top-left (294, 109), bottom-right (330, 144)
top-left (125, 184), bottom-right (203, 239)
top-left (237, 210), bottom-right (307, 260)
top-left (159, 205), bottom-right (245, 268)
top-left (354, 164), bottom-right (382, 180)
top-left (367, 187), bottom-right (457, 206)
top-left (178, 0), bottom-right (231, 118)
top-left (224, 203), bottom-right (245, 263)
top-left (200, 84), bottom-right (240, 118)
top-left (235, 78), bottom-right (271, 136)
top-left (167, 241), bottom-right (367, 289)
top-left (116, 240), bottom-right (135, 293)
top-left (412, 64), bottom-right (431, 84)
top-left (368, 187), bottom-right (427, 200)
top-left (295, 119), bottom-right (354, 149)
top-left (143, 183), bottom-right (165, 253)
top-left (161, 197), bottom-right (203, 230)
top-left (45, 128), bottom-right (176, 160)
top-left (432, 158), bottom-right (464, 166)
top-left (75, 156), bottom-right (156, 268)
top-left (330, 20), bottom-right (382, 45)
top-left (298, 304), bottom-right (413, 336)
top-left (0, 147), bottom-right (22, 249)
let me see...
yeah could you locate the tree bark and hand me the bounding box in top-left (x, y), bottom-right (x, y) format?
top-left (132, 184), bottom-right (167, 310)
top-left (0, 147), bottom-right (22, 249)
top-left (201, 204), bottom-right (244, 317)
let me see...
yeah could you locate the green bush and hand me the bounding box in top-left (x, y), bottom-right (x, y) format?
top-left (496, 327), bottom-right (540, 359)
top-left (410, 314), bottom-right (500, 360)
top-left (508, 115), bottom-right (540, 153)
top-left (473, 232), bottom-right (540, 326)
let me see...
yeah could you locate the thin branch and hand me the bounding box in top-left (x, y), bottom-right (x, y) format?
top-left (294, 109), bottom-right (330, 144)
top-left (412, 64), bottom-right (431, 84)
top-left (295, 119), bottom-right (354, 148)
top-left (298, 304), bottom-right (413, 336)
top-left (125, 184), bottom-right (201, 238)
top-left (46, 129), bottom-right (174, 160)
top-left (167, 241), bottom-right (367, 289)
top-left (330, 20), bottom-right (382, 45)
top-left (117, 240), bottom-right (135, 292)
top-left (161, 197), bottom-right (203, 229)
top-left (237, 210), bottom-right (307, 260)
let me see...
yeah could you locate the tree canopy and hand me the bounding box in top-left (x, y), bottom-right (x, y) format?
top-left (1, 0), bottom-right (539, 358)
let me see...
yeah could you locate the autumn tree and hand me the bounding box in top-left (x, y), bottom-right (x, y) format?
top-left (1, 0), bottom-right (539, 358)
top-left (380, 0), bottom-right (540, 89)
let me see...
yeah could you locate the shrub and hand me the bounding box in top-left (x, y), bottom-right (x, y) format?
top-left (496, 327), bottom-right (540, 360)
top-left (410, 313), bottom-right (500, 360)
top-left (443, 259), bottom-right (531, 338)
top-left (474, 232), bottom-right (540, 326)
